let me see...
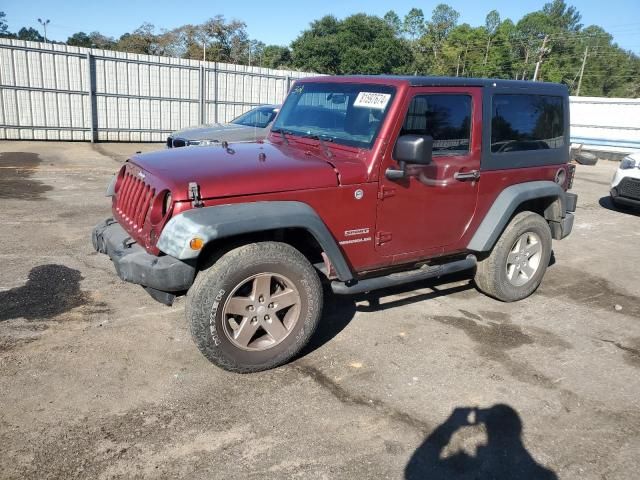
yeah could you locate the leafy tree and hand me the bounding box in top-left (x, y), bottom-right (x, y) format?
top-left (383, 10), bottom-right (402, 36)
top-left (88, 32), bottom-right (116, 50)
top-left (67, 32), bottom-right (93, 48)
top-left (426, 4), bottom-right (460, 59)
top-left (291, 14), bottom-right (413, 74)
top-left (0, 11), bottom-right (9, 36)
top-left (261, 45), bottom-right (291, 69)
top-left (41, 2), bottom-right (640, 98)
top-left (543, 0), bottom-right (582, 31)
top-left (484, 10), bottom-right (501, 65)
top-left (403, 8), bottom-right (425, 41)
top-left (17, 27), bottom-right (44, 42)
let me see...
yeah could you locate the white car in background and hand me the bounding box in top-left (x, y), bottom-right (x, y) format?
top-left (610, 152), bottom-right (640, 209)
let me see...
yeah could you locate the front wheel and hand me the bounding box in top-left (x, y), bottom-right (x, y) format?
top-left (187, 242), bottom-right (323, 373)
top-left (474, 211), bottom-right (552, 302)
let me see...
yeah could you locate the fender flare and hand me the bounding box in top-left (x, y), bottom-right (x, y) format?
top-left (467, 181), bottom-right (568, 252)
top-left (157, 201), bottom-right (354, 281)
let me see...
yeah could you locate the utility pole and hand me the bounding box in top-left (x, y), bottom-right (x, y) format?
top-left (203, 41), bottom-right (206, 62)
top-left (455, 54), bottom-right (461, 77)
top-left (576, 46), bottom-right (589, 96)
top-left (533, 34), bottom-right (549, 81)
top-left (37, 18), bottom-right (50, 43)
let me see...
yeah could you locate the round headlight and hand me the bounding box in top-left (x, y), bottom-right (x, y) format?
top-left (162, 192), bottom-right (172, 217)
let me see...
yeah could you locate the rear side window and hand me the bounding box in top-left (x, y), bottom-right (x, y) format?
top-left (401, 94), bottom-right (471, 155)
top-left (491, 95), bottom-right (565, 153)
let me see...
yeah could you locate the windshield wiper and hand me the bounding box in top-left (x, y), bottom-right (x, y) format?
top-left (271, 127), bottom-right (290, 145)
top-left (302, 133), bottom-right (335, 142)
top-left (302, 134), bottom-right (335, 159)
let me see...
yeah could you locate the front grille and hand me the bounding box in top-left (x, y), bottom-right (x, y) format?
top-left (618, 177), bottom-right (640, 200)
top-left (115, 172), bottom-right (155, 231)
top-left (166, 136), bottom-right (173, 148)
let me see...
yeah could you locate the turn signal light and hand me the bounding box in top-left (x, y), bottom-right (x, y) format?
top-left (189, 237), bottom-right (204, 250)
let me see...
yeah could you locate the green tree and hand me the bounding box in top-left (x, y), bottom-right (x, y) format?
top-left (0, 11), bottom-right (9, 36)
top-left (383, 10), bottom-right (402, 35)
top-left (291, 14), bottom-right (413, 74)
top-left (67, 32), bottom-right (93, 48)
top-left (403, 8), bottom-right (425, 41)
top-left (426, 4), bottom-right (460, 59)
top-left (88, 32), bottom-right (116, 50)
top-left (483, 10), bottom-right (501, 65)
top-left (261, 45), bottom-right (291, 69)
top-left (17, 27), bottom-right (44, 42)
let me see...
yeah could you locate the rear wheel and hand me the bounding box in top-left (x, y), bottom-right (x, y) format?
top-left (187, 242), bottom-right (322, 373)
top-left (474, 211), bottom-right (552, 302)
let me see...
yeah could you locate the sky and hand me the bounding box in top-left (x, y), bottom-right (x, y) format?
top-left (4, 0), bottom-right (640, 53)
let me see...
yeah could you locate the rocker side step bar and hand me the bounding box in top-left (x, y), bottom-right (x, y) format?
top-left (331, 255), bottom-right (477, 295)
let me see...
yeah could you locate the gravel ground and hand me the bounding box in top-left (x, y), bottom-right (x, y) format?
top-left (0, 141), bottom-right (638, 480)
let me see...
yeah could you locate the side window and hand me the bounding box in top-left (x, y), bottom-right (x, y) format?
top-left (401, 94), bottom-right (472, 155)
top-left (491, 95), bottom-right (565, 153)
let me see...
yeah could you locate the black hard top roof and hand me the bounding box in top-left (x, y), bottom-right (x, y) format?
top-left (302, 75), bottom-right (568, 95)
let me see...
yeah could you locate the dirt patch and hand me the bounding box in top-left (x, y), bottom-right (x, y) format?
top-left (539, 267), bottom-right (640, 319)
top-left (0, 264), bottom-right (109, 322)
top-left (601, 337), bottom-right (640, 368)
top-left (431, 311), bottom-right (567, 388)
top-left (0, 152), bottom-right (52, 200)
top-left (294, 362), bottom-right (432, 434)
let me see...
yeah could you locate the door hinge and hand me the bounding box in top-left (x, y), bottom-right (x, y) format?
top-left (378, 186), bottom-right (396, 200)
top-left (376, 231), bottom-right (393, 245)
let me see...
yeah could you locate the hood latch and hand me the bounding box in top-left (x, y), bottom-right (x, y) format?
top-left (188, 182), bottom-right (204, 208)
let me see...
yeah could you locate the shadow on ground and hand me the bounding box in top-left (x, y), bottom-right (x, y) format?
top-left (405, 404), bottom-right (557, 479)
top-left (0, 264), bottom-right (107, 322)
top-left (301, 273), bottom-right (475, 357)
top-left (599, 196), bottom-right (640, 216)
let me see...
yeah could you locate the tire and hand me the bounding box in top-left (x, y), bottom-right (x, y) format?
top-left (573, 151), bottom-right (598, 166)
top-left (474, 211), bottom-right (552, 302)
top-left (187, 241), bottom-right (322, 373)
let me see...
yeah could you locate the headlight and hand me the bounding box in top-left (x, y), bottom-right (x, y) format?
top-left (162, 192), bottom-right (172, 217)
top-left (620, 156), bottom-right (639, 169)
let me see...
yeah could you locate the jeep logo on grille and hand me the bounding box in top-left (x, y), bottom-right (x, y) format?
top-left (137, 171), bottom-right (146, 180)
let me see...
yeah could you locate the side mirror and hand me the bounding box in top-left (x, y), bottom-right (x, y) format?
top-left (386, 135), bottom-right (433, 180)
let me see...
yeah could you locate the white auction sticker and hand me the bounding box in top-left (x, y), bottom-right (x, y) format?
top-left (353, 92), bottom-right (391, 110)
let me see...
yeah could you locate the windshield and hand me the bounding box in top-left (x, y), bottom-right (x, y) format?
top-left (231, 106), bottom-right (278, 128)
top-left (272, 82), bottom-right (396, 149)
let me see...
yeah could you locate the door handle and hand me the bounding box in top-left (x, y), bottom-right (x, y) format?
top-left (454, 170), bottom-right (480, 181)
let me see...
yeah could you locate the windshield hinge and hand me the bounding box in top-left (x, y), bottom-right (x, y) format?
top-left (378, 186), bottom-right (396, 200)
top-left (376, 231), bottom-right (393, 245)
top-left (188, 182), bottom-right (204, 208)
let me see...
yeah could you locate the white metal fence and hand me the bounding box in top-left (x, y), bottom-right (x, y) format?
top-left (569, 96), bottom-right (640, 153)
top-left (0, 39), bottom-right (315, 142)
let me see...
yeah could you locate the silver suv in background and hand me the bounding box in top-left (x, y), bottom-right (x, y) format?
top-left (166, 104), bottom-right (280, 148)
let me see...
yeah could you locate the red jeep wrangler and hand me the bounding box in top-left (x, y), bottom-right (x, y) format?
top-left (93, 76), bottom-right (577, 372)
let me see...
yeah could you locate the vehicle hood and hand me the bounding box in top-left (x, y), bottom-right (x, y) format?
top-left (129, 142), bottom-right (348, 201)
top-left (171, 123), bottom-right (267, 142)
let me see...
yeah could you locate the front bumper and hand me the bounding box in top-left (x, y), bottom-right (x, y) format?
top-left (611, 177), bottom-right (640, 203)
top-left (92, 219), bottom-right (196, 303)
